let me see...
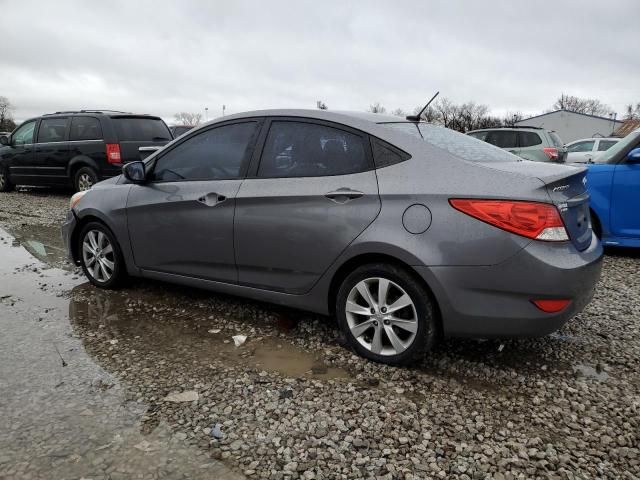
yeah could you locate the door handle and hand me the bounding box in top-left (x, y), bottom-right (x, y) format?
top-left (324, 188), bottom-right (364, 204)
top-left (197, 193), bottom-right (227, 207)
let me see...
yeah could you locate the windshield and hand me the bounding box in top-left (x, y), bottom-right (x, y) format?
top-left (593, 130), bottom-right (640, 164)
top-left (379, 122), bottom-right (518, 163)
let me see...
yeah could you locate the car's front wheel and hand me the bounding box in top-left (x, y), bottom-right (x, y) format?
top-left (336, 263), bottom-right (437, 365)
top-left (78, 222), bottom-right (126, 289)
top-left (0, 167), bottom-right (14, 192)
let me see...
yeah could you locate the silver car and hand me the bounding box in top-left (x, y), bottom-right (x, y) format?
top-left (467, 126), bottom-right (567, 163)
top-left (62, 110), bottom-right (603, 365)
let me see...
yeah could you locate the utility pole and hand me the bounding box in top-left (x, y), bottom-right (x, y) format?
top-left (222, 105), bottom-right (226, 116)
top-left (205, 107), bottom-right (209, 121)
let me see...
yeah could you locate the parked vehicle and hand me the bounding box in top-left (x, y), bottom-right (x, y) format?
top-left (0, 110), bottom-right (172, 192)
top-left (61, 109), bottom-right (602, 364)
top-left (467, 126), bottom-right (567, 162)
top-left (565, 137), bottom-right (620, 163)
top-left (169, 125), bottom-right (196, 138)
top-left (0, 131), bottom-right (11, 137)
top-left (584, 129), bottom-right (640, 248)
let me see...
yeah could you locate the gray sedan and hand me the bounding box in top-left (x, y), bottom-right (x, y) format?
top-left (61, 109), bottom-right (603, 364)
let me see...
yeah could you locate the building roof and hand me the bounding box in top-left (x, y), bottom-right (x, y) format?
top-left (613, 119), bottom-right (640, 137)
top-left (516, 109), bottom-right (624, 124)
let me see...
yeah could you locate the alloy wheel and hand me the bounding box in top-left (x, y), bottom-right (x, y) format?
top-left (0, 172), bottom-right (5, 189)
top-left (82, 230), bottom-right (115, 283)
top-left (78, 173), bottom-right (94, 191)
top-left (345, 277), bottom-right (418, 356)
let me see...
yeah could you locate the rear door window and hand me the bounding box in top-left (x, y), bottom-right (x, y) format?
top-left (37, 117), bottom-right (69, 143)
top-left (113, 117), bottom-right (171, 142)
top-left (485, 131), bottom-right (518, 148)
top-left (597, 140), bottom-right (618, 151)
top-left (70, 117), bottom-right (103, 141)
top-left (258, 121), bottom-right (370, 178)
top-left (518, 131), bottom-right (542, 147)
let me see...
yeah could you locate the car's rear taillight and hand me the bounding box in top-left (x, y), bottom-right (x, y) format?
top-left (106, 143), bottom-right (122, 164)
top-left (543, 147), bottom-right (559, 161)
top-left (449, 199), bottom-right (569, 241)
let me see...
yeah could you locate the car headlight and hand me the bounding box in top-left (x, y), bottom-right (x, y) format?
top-left (70, 191), bottom-right (87, 210)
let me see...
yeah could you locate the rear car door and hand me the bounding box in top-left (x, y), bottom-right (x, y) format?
top-left (5, 120), bottom-right (38, 184)
top-left (234, 119), bottom-right (380, 293)
top-left (127, 121), bottom-right (261, 283)
top-left (35, 116), bottom-right (70, 185)
top-left (516, 131), bottom-right (544, 162)
top-left (566, 140), bottom-right (595, 163)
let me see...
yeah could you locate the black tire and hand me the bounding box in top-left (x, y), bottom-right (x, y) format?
top-left (0, 166), bottom-right (14, 192)
top-left (78, 222), bottom-right (127, 289)
top-left (336, 263), bottom-right (437, 365)
top-left (74, 166), bottom-right (98, 192)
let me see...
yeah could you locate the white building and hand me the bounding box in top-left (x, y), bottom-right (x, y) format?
top-left (515, 109), bottom-right (623, 144)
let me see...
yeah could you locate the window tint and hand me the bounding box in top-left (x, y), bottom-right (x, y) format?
top-left (38, 117), bottom-right (69, 143)
top-left (597, 140), bottom-right (617, 151)
top-left (518, 131), bottom-right (542, 147)
top-left (371, 137), bottom-right (410, 168)
top-left (12, 121), bottom-right (36, 145)
top-left (485, 130), bottom-right (518, 148)
top-left (113, 117), bottom-right (171, 141)
top-left (152, 122), bottom-right (257, 182)
top-left (380, 122), bottom-right (517, 163)
top-left (568, 141), bottom-right (595, 153)
top-left (258, 121), bottom-right (369, 178)
top-left (70, 117), bottom-right (103, 141)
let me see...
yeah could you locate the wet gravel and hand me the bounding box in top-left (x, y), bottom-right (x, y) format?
top-left (1, 188), bottom-right (639, 479)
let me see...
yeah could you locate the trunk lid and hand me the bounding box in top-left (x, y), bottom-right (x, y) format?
top-left (482, 161), bottom-right (592, 251)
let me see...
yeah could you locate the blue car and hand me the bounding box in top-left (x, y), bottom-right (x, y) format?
top-left (584, 129), bottom-right (640, 248)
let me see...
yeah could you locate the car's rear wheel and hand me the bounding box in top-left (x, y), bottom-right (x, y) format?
top-left (78, 222), bottom-right (126, 289)
top-left (336, 263), bottom-right (436, 365)
top-left (74, 166), bottom-right (98, 192)
top-left (0, 167), bottom-right (14, 192)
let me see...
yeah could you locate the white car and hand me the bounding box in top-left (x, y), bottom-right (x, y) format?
top-left (565, 137), bottom-right (620, 163)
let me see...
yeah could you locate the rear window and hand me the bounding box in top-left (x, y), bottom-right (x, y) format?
top-left (381, 122), bottom-right (517, 163)
top-left (597, 140), bottom-right (617, 151)
top-left (113, 117), bottom-right (171, 142)
top-left (548, 131), bottom-right (564, 148)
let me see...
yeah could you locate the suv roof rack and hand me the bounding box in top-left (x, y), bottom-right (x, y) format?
top-left (44, 109), bottom-right (133, 116)
top-left (490, 125), bottom-right (544, 130)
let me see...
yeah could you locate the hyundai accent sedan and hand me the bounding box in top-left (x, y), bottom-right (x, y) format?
top-left (62, 109), bottom-right (603, 364)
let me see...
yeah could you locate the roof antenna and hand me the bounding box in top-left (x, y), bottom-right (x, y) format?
top-left (406, 91), bottom-right (439, 122)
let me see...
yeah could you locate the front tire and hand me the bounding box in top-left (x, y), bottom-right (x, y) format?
top-left (74, 166), bottom-right (98, 192)
top-left (78, 222), bottom-right (126, 289)
top-left (336, 263), bottom-right (436, 365)
top-left (0, 166), bottom-right (14, 192)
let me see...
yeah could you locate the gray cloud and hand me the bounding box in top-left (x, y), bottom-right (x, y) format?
top-left (1, 0), bottom-right (638, 123)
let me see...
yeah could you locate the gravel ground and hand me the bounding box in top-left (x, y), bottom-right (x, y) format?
top-left (1, 189), bottom-right (639, 479)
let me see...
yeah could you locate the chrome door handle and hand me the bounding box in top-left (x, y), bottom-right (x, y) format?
top-left (324, 188), bottom-right (364, 204)
top-left (197, 193), bottom-right (227, 207)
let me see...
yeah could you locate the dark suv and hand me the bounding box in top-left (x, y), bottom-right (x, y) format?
top-left (0, 110), bottom-right (172, 192)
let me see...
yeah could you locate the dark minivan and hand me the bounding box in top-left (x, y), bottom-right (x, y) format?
top-left (0, 110), bottom-right (172, 192)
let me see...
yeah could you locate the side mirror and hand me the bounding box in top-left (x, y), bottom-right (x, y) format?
top-left (627, 147), bottom-right (640, 163)
top-left (123, 161), bottom-right (147, 184)
top-left (0, 135), bottom-right (9, 146)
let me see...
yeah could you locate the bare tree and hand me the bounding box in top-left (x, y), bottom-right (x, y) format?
top-left (624, 103), bottom-right (640, 120)
top-left (552, 94), bottom-right (614, 116)
top-left (391, 108), bottom-right (405, 117)
top-left (502, 111), bottom-right (524, 127)
top-left (0, 96), bottom-right (15, 132)
top-left (316, 100), bottom-right (328, 110)
top-left (368, 102), bottom-right (386, 114)
top-left (413, 104), bottom-right (440, 123)
top-left (173, 112), bottom-right (203, 126)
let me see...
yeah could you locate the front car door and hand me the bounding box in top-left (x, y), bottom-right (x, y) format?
top-left (234, 118), bottom-right (381, 294)
top-left (5, 120), bottom-right (38, 184)
top-left (126, 120), bottom-right (262, 283)
top-left (566, 140), bottom-right (595, 163)
top-left (610, 139), bottom-right (640, 238)
top-left (35, 116), bottom-right (70, 185)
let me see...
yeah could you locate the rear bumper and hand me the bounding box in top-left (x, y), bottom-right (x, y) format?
top-left (416, 234), bottom-right (603, 337)
top-left (61, 210), bottom-right (78, 264)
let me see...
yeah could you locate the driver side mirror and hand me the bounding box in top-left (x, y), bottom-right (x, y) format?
top-left (0, 135), bottom-right (9, 146)
top-left (123, 161), bottom-right (147, 184)
top-left (627, 147), bottom-right (640, 163)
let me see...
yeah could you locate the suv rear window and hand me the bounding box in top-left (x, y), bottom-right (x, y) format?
top-left (380, 123), bottom-right (517, 163)
top-left (113, 117), bottom-right (171, 142)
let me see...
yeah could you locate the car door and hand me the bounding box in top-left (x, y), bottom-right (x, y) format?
top-left (5, 120), bottom-right (38, 184)
top-left (566, 140), bottom-right (595, 163)
top-left (610, 148), bottom-right (640, 238)
top-left (234, 119), bottom-right (381, 294)
top-left (516, 131), bottom-right (544, 162)
top-left (35, 116), bottom-right (70, 185)
top-left (126, 120), bottom-right (262, 283)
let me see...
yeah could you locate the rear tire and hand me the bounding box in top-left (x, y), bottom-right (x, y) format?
top-left (78, 222), bottom-right (127, 289)
top-left (0, 166), bottom-right (14, 192)
top-left (74, 166), bottom-right (98, 192)
top-left (336, 263), bottom-right (436, 365)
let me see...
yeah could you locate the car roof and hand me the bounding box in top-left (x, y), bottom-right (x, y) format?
top-left (468, 126), bottom-right (546, 133)
top-left (566, 137), bottom-right (620, 144)
top-left (210, 109), bottom-right (411, 126)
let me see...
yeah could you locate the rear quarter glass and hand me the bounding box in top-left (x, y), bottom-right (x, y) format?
top-left (113, 117), bottom-right (171, 141)
top-left (547, 131), bottom-right (564, 148)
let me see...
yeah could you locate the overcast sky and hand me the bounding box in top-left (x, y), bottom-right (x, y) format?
top-left (1, 0), bottom-right (639, 123)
